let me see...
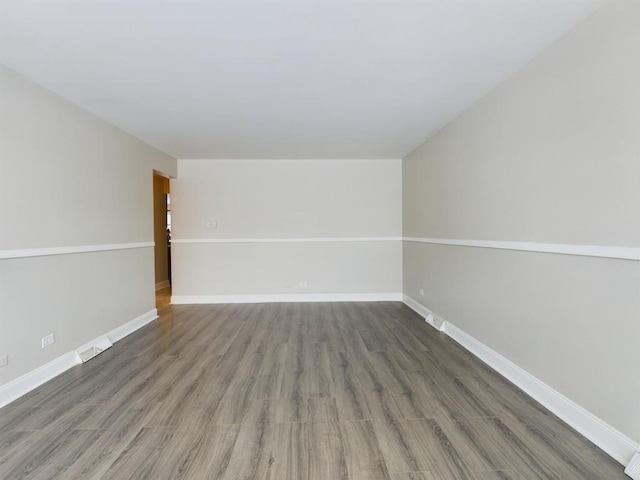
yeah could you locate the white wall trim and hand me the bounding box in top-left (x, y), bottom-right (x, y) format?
top-left (402, 294), bottom-right (640, 467)
top-left (0, 242), bottom-right (155, 260)
top-left (172, 236), bottom-right (639, 260)
top-left (0, 352), bottom-right (79, 409)
top-left (106, 308), bottom-right (158, 343)
top-left (402, 295), bottom-right (444, 330)
top-left (403, 237), bottom-right (640, 261)
top-left (172, 293), bottom-right (403, 304)
top-left (0, 308), bottom-right (158, 409)
top-left (172, 236), bottom-right (402, 244)
top-left (155, 280), bottom-right (170, 291)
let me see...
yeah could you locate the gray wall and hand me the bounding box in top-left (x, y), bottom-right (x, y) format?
top-left (171, 159), bottom-right (402, 298)
top-left (0, 65), bottom-right (176, 385)
top-left (403, 0), bottom-right (639, 442)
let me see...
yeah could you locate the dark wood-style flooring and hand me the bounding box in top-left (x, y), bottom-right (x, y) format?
top-left (0, 302), bottom-right (626, 479)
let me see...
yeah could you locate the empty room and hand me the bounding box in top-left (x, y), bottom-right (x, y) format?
top-left (0, 0), bottom-right (638, 479)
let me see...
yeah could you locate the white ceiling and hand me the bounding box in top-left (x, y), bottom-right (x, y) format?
top-left (0, 0), bottom-right (604, 159)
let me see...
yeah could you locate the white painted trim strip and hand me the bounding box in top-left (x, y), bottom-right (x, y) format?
top-left (108, 308), bottom-right (158, 343)
top-left (0, 352), bottom-right (79, 409)
top-left (403, 237), bottom-right (639, 261)
top-left (0, 242), bottom-right (155, 260)
top-left (172, 237), bottom-right (402, 244)
top-left (172, 293), bottom-right (403, 304)
top-left (0, 308), bottom-right (158, 408)
top-left (402, 294), bottom-right (640, 466)
top-left (403, 295), bottom-right (445, 331)
top-left (171, 236), bottom-right (638, 260)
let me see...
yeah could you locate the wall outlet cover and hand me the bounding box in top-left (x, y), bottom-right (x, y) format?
top-left (41, 333), bottom-right (55, 349)
top-left (0, 355), bottom-right (7, 367)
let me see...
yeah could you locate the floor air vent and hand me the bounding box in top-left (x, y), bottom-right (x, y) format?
top-left (626, 450), bottom-right (640, 480)
top-left (76, 337), bottom-right (113, 363)
top-left (425, 313), bottom-right (445, 332)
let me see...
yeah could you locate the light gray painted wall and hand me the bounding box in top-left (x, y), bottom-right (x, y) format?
top-left (403, 0), bottom-right (639, 442)
top-left (171, 159), bottom-right (402, 297)
top-left (0, 65), bottom-right (176, 385)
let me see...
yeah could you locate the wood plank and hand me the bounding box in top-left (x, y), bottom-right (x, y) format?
top-left (340, 420), bottom-right (391, 480)
top-left (403, 418), bottom-right (476, 480)
top-left (223, 421), bottom-right (276, 480)
top-left (471, 471), bottom-right (523, 480)
top-left (270, 422), bottom-right (308, 480)
top-left (391, 473), bottom-right (437, 480)
top-left (58, 404), bottom-right (164, 479)
top-left (309, 421), bottom-right (348, 480)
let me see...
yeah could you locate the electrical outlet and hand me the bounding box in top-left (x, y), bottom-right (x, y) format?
top-left (41, 333), bottom-right (55, 349)
top-left (0, 355), bottom-right (7, 367)
top-left (206, 221), bottom-right (217, 229)
top-left (419, 289), bottom-right (424, 296)
top-left (299, 281), bottom-right (308, 287)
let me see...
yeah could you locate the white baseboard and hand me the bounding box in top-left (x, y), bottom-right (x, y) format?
top-left (0, 308), bottom-right (158, 409)
top-left (403, 294), bottom-right (431, 317)
top-left (172, 292), bottom-right (403, 304)
top-left (402, 294), bottom-right (639, 467)
top-left (402, 295), bottom-right (445, 330)
top-left (105, 308), bottom-right (158, 343)
top-left (155, 280), bottom-right (170, 291)
top-left (0, 352), bottom-right (79, 409)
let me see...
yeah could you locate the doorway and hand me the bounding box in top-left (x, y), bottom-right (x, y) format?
top-left (153, 173), bottom-right (171, 309)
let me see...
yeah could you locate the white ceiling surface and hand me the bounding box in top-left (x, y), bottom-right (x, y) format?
top-left (0, 0), bottom-right (604, 159)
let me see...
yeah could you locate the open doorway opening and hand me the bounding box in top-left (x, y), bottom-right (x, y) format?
top-left (153, 173), bottom-right (171, 309)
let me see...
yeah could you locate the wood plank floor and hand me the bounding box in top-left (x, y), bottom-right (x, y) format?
top-left (0, 302), bottom-right (626, 479)
top-left (156, 285), bottom-right (172, 309)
